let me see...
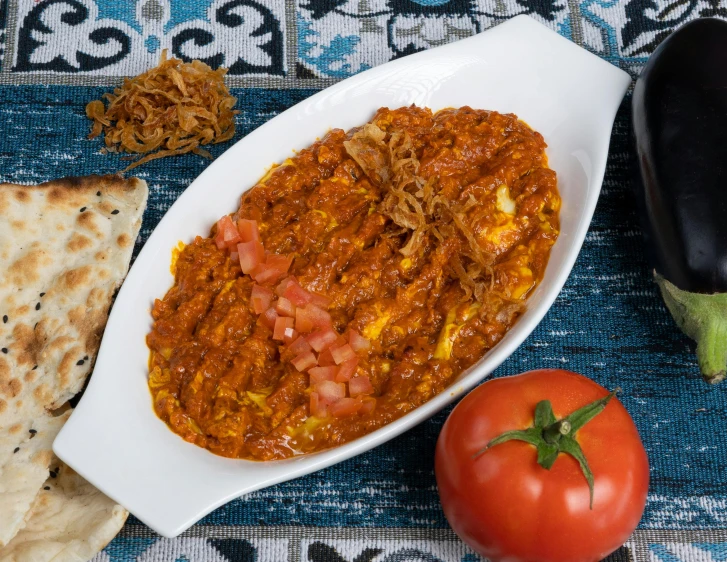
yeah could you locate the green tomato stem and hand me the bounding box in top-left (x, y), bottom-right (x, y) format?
top-left (472, 390), bottom-right (617, 509)
top-left (542, 419), bottom-right (571, 444)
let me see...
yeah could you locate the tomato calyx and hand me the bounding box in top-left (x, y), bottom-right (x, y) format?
top-left (472, 388), bottom-right (619, 509)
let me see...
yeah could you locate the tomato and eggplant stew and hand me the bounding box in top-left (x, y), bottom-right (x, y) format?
top-left (147, 106), bottom-right (561, 460)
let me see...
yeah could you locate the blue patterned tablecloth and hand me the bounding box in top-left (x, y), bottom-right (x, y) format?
top-left (1, 0), bottom-right (726, 561)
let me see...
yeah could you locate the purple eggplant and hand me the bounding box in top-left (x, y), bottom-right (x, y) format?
top-left (632, 17), bottom-right (727, 384)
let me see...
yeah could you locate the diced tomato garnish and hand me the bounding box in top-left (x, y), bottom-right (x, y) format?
top-left (349, 375), bottom-right (374, 397)
top-left (230, 250), bottom-right (239, 262)
top-left (283, 327), bottom-right (297, 345)
top-left (291, 351), bottom-right (317, 372)
top-left (309, 366), bottom-right (338, 385)
top-left (273, 316), bottom-right (294, 341)
top-left (253, 254), bottom-right (293, 285)
top-left (296, 304), bottom-right (331, 333)
top-left (334, 334), bottom-right (348, 348)
top-left (251, 284), bottom-right (274, 314)
top-left (267, 254), bottom-right (293, 272)
top-left (335, 356), bottom-right (359, 382)
top-left (275, 296), bottom-right (296, 318)
top-left (331, 343), bottom-right (356, 365)
top-left (348, 329), bottom-right (371, 352)
top-left (308, 292), bottom-right (332, 309)
top-left (288, 336), bottom-right (312, 355)
top-left (283, 280), bottom-right (313, 307)
top-left (295, 307), bottom-right (314, 333)
top-left (307, 329), bottom-right (338, 352)
top-left (275, 277), bottom-right (295, 297)
top-left (315, 380), bottom-right (346, 402)
top-left (222, 222), bottom-right (241, 247)
top-left (302, 304), bottom-right (332, 331)
top-left (310, 392), bottom-right (328, 418)
top-left (237, 219), bottom-right (260, 243)
top-left (215, 216), bottom-right (240, 249)
top-left (330, 397), bottom-right (362, 418)
top-left (359, 397), bottom-right (376, 414)
top-left (251, 263), bottom-right (272, 283)
top-left (238, 241), bottom-right (265, 274)
top-left (258, 307), bottom-right (278, 330)
top-left (317, 348), bottom-right (336, 367)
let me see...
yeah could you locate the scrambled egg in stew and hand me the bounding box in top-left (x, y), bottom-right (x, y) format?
top-left (147, 106), bottom-right (560, 460)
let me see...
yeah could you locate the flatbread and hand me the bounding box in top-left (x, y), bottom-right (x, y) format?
top-left (0, 175), bottom-right (147, 550)
top-left (0, 461), bottom-right (128, 562)
top-left (0, 412), bottom-right (70, 547)
top-left (0, 175), bottom-right (148, 426)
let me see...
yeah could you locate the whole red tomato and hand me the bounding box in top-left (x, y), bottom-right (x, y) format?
top-left (435, 369), bottom-right (649, 562)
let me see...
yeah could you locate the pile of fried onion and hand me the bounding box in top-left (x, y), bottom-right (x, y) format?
top-left (86, 51), bottom-right (238, 171)
top-left (344, 124), bottom-right (494, 303)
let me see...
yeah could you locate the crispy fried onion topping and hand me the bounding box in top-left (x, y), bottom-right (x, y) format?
top-left (344, 123), bottom-right (495, 302)
top-left (86, 50), bottom-right (239, 171)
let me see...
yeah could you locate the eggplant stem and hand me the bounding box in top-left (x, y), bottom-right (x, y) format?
top-left (696, 316), bottom-right (727, 384)
top-left (656, 273), bottom-right (727, 384)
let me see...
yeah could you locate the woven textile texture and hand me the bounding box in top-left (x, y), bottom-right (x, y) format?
top-left (1, 0), bottom-right (726, 561)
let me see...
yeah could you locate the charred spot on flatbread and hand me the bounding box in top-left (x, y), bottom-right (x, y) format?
top-left (7, 250), bottom-right (51, 286)
top-left (117, 233), bottom-right (131, 248)
top-left (12, 190), bottom-right (29, 203)
top-left (67, 233), bottom-right (94, 253)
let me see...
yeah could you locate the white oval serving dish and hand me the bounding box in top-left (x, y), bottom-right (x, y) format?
top-left (54, 14), bottom-right (630, 538)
